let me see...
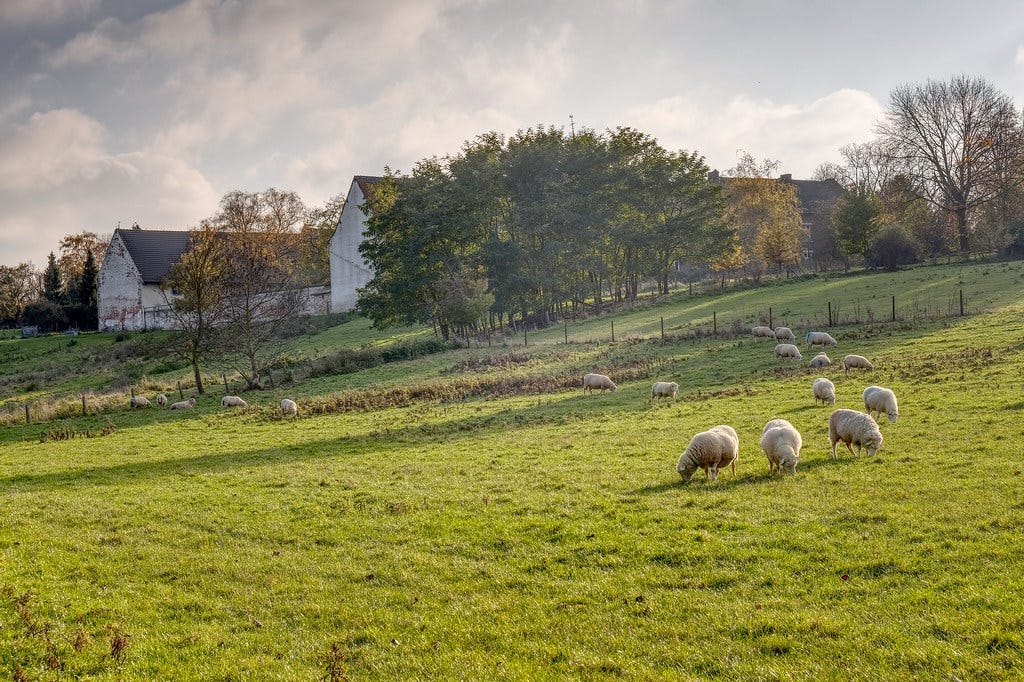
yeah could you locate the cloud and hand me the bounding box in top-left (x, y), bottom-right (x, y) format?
top-left (0, 108), bottom-right (220, 267)
top-left (619, 89), bottom-right (884, 176)
top-left (1017, 46), bottom-right (1024, 67)
top-left (0, 0), bottom-right (99, 27)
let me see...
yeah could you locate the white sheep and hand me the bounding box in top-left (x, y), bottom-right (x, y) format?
top-left (828, 409), bottom-right (883, 458)
top-left (583, 373), bottom-right (617, 394)
top-left (774, 327), bottom-right (796, 341)
top-left (651, 381), bottom-right (679, 401)
top-left (168, 397), bottom-right (197, 410)
top-left (129, 395), bottom-right (151, 408)
top-left (863, 386), bottom-right (899, 423)
top-left (843, 354), bottom-right (873, 374)
top-left (155, 393), bottom-right (167, 408)
top-left (809, 352), bottom-right (831, 368)
top-left (280, 398), bottom-right (298, 416)
top-left (774, 343), bottom-right (803, 360)
top-left (677, 425), bottom-right (739, 482)
top-left (760, 418), bottom-right (802, 474)
top-left (812, 377), bottom-right (836, 405)
top-left (751, 325), bottom-right (776, 340)
top-left (806, 331), bottom-right (837, 348)
top-left (221, 395), bottom-right (248, 408)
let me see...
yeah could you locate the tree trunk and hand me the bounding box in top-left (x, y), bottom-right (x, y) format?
top-left (192, 358), bottom-right (204, 395)
top-left (956, 204), bottom-right (970, 255)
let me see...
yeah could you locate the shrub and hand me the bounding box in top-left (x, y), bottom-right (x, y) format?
top-left (865, 225), bottom-right (920, 271)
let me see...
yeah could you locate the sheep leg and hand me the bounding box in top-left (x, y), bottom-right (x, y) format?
top-left (845, 441), bottom-right (856, 456)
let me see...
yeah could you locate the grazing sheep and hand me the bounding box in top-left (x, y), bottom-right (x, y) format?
top-left (651, 381), bottom-right (679, 401)
top-left (812, 377), bottom-right (836, 405)
top-left (828, 409), bottom-right (883, 458)
top-left (129, 395), bottom-right (151, 408)
top-left (221, 395), bottom-right (248, 408)
top-left (809, 352), bottom-right (831, 369)
top-left (752, 325), bottom-right (776, 340)
top-left (863, 386), bottom-right (899, 423)
top-left (168, 397), bottom-right (197, 410)
top-left (774, 343), bottom-right (803, 360)
top-left (280, 398), bottom-right (298, 417)
top-left (583, 373), bottom-right (617, 394)
top-left (155, 393), bottom-right (167, 408)
top-left (677, 425), bottom-right (739, 482)
top-left (774, 327), bottom-right (796, 341)
top-left (806, 331), bottom-right (837, 348)
top-left (760, 419), bottom-right (802, 474)
top-left (843, 354), bottom-right (874, 374)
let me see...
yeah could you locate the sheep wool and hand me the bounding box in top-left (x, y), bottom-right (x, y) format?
top-left (280, 398), bottom-right (298, 416)
top-left (677, 425), bottom-right (739, 482)
top-left (221, 395), bottom-right (248, 408)
top-left (809, 352), bottom-right (831, 368)
top-left (774, 327), bottom-right (796, 341)
top-left (130, 395), bottom-right (151, 408)
top-left (760, 419), bottom-right (802, 474)
top-left (774, 343), bottom-right (803, 360)
top-left (806, 331), bottom-right (837, 348)
top-left (828, 409), bottom-right (883, 458)
top-left (843, 354), bottom-right (873, 374)
top-left (751, 326), bottom-right (776, 340)
top-left (863, 386), bottom-right (899, 423)
top-left (651, 381), bottom-right (679, 401)
top-left (583, 373), bottom-right (617, 394)
top-left (169, 397), bottom-right (197, 410)
top-left (812, 377), bottom-right (836, 405)
top-left (155, 393), bottom-right (167, 408)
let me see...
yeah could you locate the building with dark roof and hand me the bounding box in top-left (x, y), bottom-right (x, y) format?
top-left (329, 175), bottom-right (382, 313)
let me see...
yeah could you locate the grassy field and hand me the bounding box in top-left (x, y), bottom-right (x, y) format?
top-left (3, 261), bottom-right (1024, 680)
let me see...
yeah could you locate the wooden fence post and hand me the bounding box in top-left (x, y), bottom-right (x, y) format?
top-left (960, 289), bottom-right (964, 316)
top-left (564, 322), bottom-right (568, 344)
top-left (611, 321), bottom-right (615, 343)
top-left (769, 307), bottom-right (773, 329)
top-left (713, 311), bottom-right (717, 336)
top-left (828, 302), bottom-right (832, 328)
top-left (660, 317), bottom-right (665, 341)
top-left (81, 395), bottom-right (87, 416)
top-left (25, 404), bottom-right (30, 425)
top-left (891, 295), bottom-right (896, 322)
top-left (524, 328), bottom-right (528, 347)
top-left (177, 381), bottom-right (183, 399)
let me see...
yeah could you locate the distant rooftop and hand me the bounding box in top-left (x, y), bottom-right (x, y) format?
top-left (115, 228), bottom-right (191, 284)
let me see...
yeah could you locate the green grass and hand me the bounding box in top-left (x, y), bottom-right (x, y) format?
top-left (3, 261), bottom-right (1024, 679)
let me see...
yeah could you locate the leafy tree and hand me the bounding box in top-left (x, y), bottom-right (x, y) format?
top-left (162, 223), bottom-right (226, 394)
top-left (0, 263), bottom-right (39, 325)
top-left (877, 75), bottom-right (1024, 255)
top-left (65, 249), bottom-right (99, 330)
top-left (22, 299), bottom-right (67, 332)
top-left (298, 194), bottom-right (345, 285)
top-left (42, 252), bottom-right (63, 304)
top-left (831, 190), bottom-right (883, 264)
top-left (58, 231), bottom-right (109, 286)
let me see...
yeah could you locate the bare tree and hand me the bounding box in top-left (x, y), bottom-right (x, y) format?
top-left (877, 75), bottom-right (1024, 255)
top-left (0, 262), bottom-right (39, 324)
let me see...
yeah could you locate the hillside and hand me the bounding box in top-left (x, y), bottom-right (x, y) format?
top-left (2, 260), bottom-right (1024, 679)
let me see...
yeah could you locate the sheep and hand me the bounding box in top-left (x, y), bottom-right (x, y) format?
top-left (221, 395), bottom-right (248, 408)
top-left (812, 377), bottom-right (836, 406)
top-left (863, 386), bottom-right (899, 423)
top-left (760, 418), bottom-right (802, 474)
top-left (155, 393), bottom-right (167, 408)
top-left (280, 398), bottom-right (298, 417)
top-left (806, 331), bottom-right (837, 349)
top-left (828, 409), bottom-right (883, 458)
top-left (809, 352), bottom-right (831, 369)
top-left (774, 343), bottom-right (803, 360)
top-left (774, 326), bottom-right (796, 341)
top-left (677, 425), bottom-right (739, 482)
top-left (583, 373), bottom-right (617, 394)
top-left (651, 381), bottom-right (679, 401)
top-left (752, 325), bottom-right (776, 340)
top-left (843, 354), bottom-right (874, 374)
top-left (129, 395), bottom-right (151, 408)
top-left (168, 397), bottom-right (197, 410)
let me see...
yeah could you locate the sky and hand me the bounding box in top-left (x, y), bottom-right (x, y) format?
top-left (2, 0), bottom-right (1024, 269)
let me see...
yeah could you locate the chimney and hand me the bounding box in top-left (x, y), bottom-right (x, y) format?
top-left (779, 173), bottom-right (792, 182)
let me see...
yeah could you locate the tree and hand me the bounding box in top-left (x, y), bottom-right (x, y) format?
top-left (215, 189), bottom-right (306, 389)
top-left (865, 225), bottom-right (920, 270)
top-left (58, 231), bottom-right (109, 286)
top-left (877, 75), bottom-right (1024, 255)
top-left (42, 252), bottom-right (63, 304)
top-left (0, 263), bottom-right (39, 325)
top-left (66, 249), bottom-right (99, 330)
top-left (298, 194), bottom-right (345, 285)
top-left (831, 190), bottom-right (883, 264)
top-left (162, 223), bottom-right (226, 394)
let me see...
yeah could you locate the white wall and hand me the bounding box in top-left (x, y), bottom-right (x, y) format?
top-left (329, 177), bottom-right (375, 312)
top-left (97, 232), bottom-right (146, 331)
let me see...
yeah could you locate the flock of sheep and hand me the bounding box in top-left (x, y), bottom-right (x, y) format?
top-left (584, 323), bottom-right (900, 482)
top-left (130, 392), bottom-right (299, 416)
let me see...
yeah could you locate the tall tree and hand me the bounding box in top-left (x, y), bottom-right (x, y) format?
top-left (298, 193), bottom-right (345, 286)
top-left (69, 249), bottom-right (99, 329)
top-left (831, 190), bottom-right (883, 265)
top-left (0, 263), bottom-right (38, 325)
top-left (58, 231), bottom-right (109, 285)
top-left (877, 75), bottom-right (1024, 255)
top-left (162, 223), bottom-right (226, 394)
top-left (42, 252), bottom-right (63, 304)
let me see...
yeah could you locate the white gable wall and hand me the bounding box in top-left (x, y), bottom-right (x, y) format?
top-left (329, 177), bottom-right (375, 312)
top-left (97, 232), bottom-right (147, 331)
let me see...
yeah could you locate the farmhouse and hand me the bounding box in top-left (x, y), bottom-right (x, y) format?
top-left (97, 227), bottom-right (329, 331)
top-left (329, 175), bottom-right (382, 313)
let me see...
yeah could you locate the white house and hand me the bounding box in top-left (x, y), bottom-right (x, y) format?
top-left (329, 175), bottom-right (381, 313)
top-left (98, 228), bottom-right (191, 331)
top-left (98, 227), bottom-right (330, 331)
